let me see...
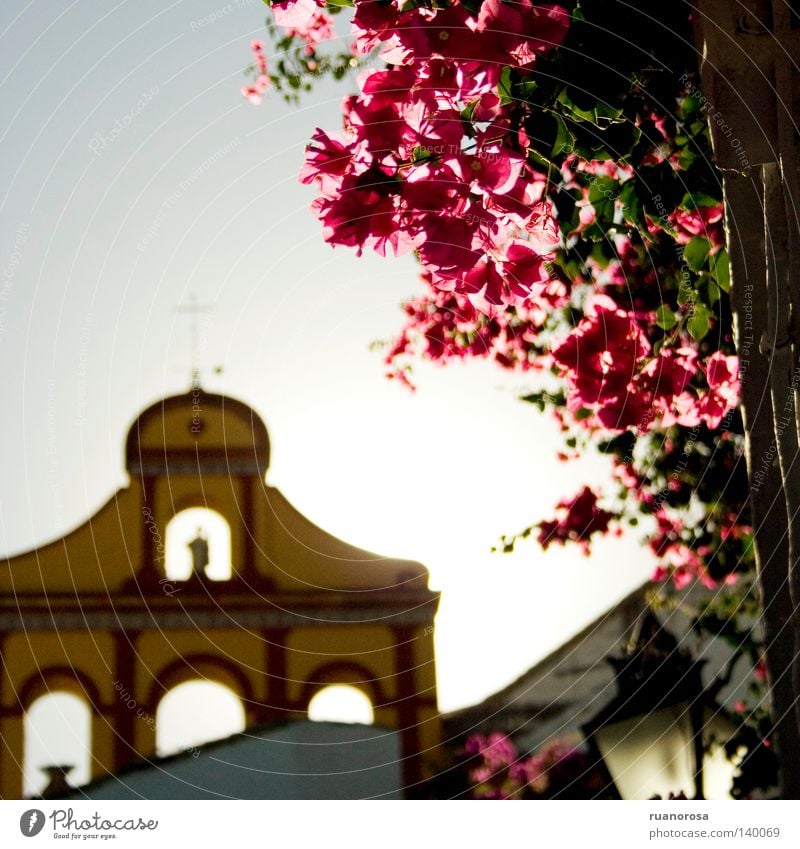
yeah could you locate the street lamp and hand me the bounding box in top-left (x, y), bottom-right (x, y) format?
top-left (582, 611), bottom-right (736, 800)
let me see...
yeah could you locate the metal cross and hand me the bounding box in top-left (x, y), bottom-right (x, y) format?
top-left (174, 294), bottom-right (216, 389)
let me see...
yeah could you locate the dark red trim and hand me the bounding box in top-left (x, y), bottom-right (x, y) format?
top-left (144, 653), bottom-right (255, 713)
top-left (250, 629), bottom-right (293, 724)
top-left (113, 631), bottom-right (139, 770)
top-left (18, 666), bottom-right (103, 713)
top-left (240, 476), bottom-right (256, 579)
top-left (392, 625), bottom-right (425, 797)
top-left (0, 630), bottom-right (6, 716)
top-left (265, 629), bottom-right (288, 708)
top-left (141, 475), bottom-right (155, 576)
top-left (298, 661), bottom-right (387, 709)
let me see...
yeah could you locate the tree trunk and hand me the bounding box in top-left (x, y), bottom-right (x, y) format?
top-left (724, 170), bottom-right (800, 798)
top-left (773, 2), bottom-right (800, 743)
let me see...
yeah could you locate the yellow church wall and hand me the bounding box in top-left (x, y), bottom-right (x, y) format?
top-left (0, 632), bottom-right (119, 799)
top-left (1, 631), bottom-right (117, 710)
top-left (411, 628), bottom-right (438, 696)
top-left (259, 486), bottom-right (429, 592)
top-left (135, 629), bottom-right (264, 706)
top-left (135, 403), bottom-right (262, 453)
top-left (416, 707), bottom-right (443, 754)
top-left (0, 717), bottom-right (25, 799)
top-left (89, 714), bottom-right (118, 781)
top-left (131, 709), bottom-right (157, 759)
top-left (0, 485), bottom-right (143, 594)
top-left (285, 626), bottom-right (398, 705)
top-left (150, 475), bottom-right (248, 574)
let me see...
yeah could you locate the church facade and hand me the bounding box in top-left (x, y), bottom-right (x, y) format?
top-left (0, 389), bottom-right (440, 798)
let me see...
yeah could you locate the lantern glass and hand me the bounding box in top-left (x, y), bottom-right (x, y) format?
top-left (592, 704), bottom-right (695, 800)
top-left (701, 711), bottom-right (739, 800)
top-left (591, 705), bottom-right (737, 800)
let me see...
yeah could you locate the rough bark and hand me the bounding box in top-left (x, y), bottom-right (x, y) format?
top-left (725, 170), bottom-right (800, 797)
top-left (773, 2), bottom-right (800, 742)
top-left (763, 162), bottom-right (800, 763)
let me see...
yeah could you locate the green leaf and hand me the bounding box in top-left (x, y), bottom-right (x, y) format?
top-left (591, 241), bottom-right (610, 269)
top-left (498, 67), bottom-right (514, 106)
top-left (411, 145), bottom-right (433, 164)
top-left (677, 283), bottom-right (694, 307)
top-left (551, 114), bottom-right (575, 158)
top-left (556, 86), bottom-right (623, 125)
top-left (677, 148), bottom-right (697, 170)
top-left (656, 305), bottom-right (678, 330)
top-left (582, 221), bottom-right (607, 242)
top-left (618, 181), bottom-right (648, 233)
top-left (688, 305), bottom-right (711, 341)
top-left (588, 176), bottom-right (617, 224)
top-left (678, 95), bottom-right (701, 121)
top-left (518, 78), bottom-right (538, 99)
top-left (575, 407), bottom-right (593, 421)
top-left (527, 147), bottom-right (553, 170)
top-left (460, 99), bottom-right (478, 124)
top-left (711, 249), bottom-right (731, 292)
top-left (707, 276), bottom-right (722, 306)
top-left (684, 236), bottom-right (712, 272)
top-left (680, 192), bottom-right (721, 210)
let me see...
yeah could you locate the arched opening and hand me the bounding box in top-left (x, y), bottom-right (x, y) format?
top-left (23, 692), bottom-right (91, 798)
top-left (155, 680), bottom-right (246, 757)
top-left (308, 685), bottom-right (375, 725)
top-left (165, 507), bottom-right (232, 581)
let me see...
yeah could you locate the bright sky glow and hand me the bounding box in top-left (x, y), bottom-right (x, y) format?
top-left (165, 507), bottom-right (232, 581)
top-left (23, 693), bottom-right (91, 798)
top-left (156, 680), bottom-right (246, 757)
top-left (308, 686), bottom-right (375, 725)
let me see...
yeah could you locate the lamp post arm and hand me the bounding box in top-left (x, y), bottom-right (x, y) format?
top-left (705, 646), bottom-right (746, 703)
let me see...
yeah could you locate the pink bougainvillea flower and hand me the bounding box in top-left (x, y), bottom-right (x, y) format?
top-left (272, 0), bottom-right (326, 29)
top-left (536, 486), bottom-right (616, 555)
top-left (502, 240), bottom-right (550, 302)
top-left (668, 203), bottom-right (725, 246)
top-left (301, 128), bottom-right (358, 195)
top-left (466, 732), bottom-right (518, 769)
top-left (525, 199), bottom-right (560, 251)
top-left (284, 9), bottom-right (336, 51)
top-left (552, 295), bottom-right (649, 411)
top-left (242, 85), bottom-right (263, 105)
top-left (696, 352), bottom-right (740, 428)
top-left (476, 1), bottom-right (570, 68)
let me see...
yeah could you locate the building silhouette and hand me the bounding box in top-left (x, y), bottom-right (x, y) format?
top-left (0, 388), bottom-right (440, 798)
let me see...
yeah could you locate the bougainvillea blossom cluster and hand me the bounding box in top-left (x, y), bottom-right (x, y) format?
top-left (383, 271), bottom-right (566, 387)
top-left (551, 296), bottom-right (740, 433)
top-left (465, 732), bottom-right (608, 799)
top-left (536, 485), bottom-right (617, 555)
top-left (250, 3), bottom-right (747, 585)
top-left (294, 2), bottom-right (569, 309)
top-left (242, 39), bottom-right (270, 104)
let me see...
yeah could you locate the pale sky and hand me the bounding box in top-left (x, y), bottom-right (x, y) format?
top-left (0, 0), bottom-right (654, 780)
